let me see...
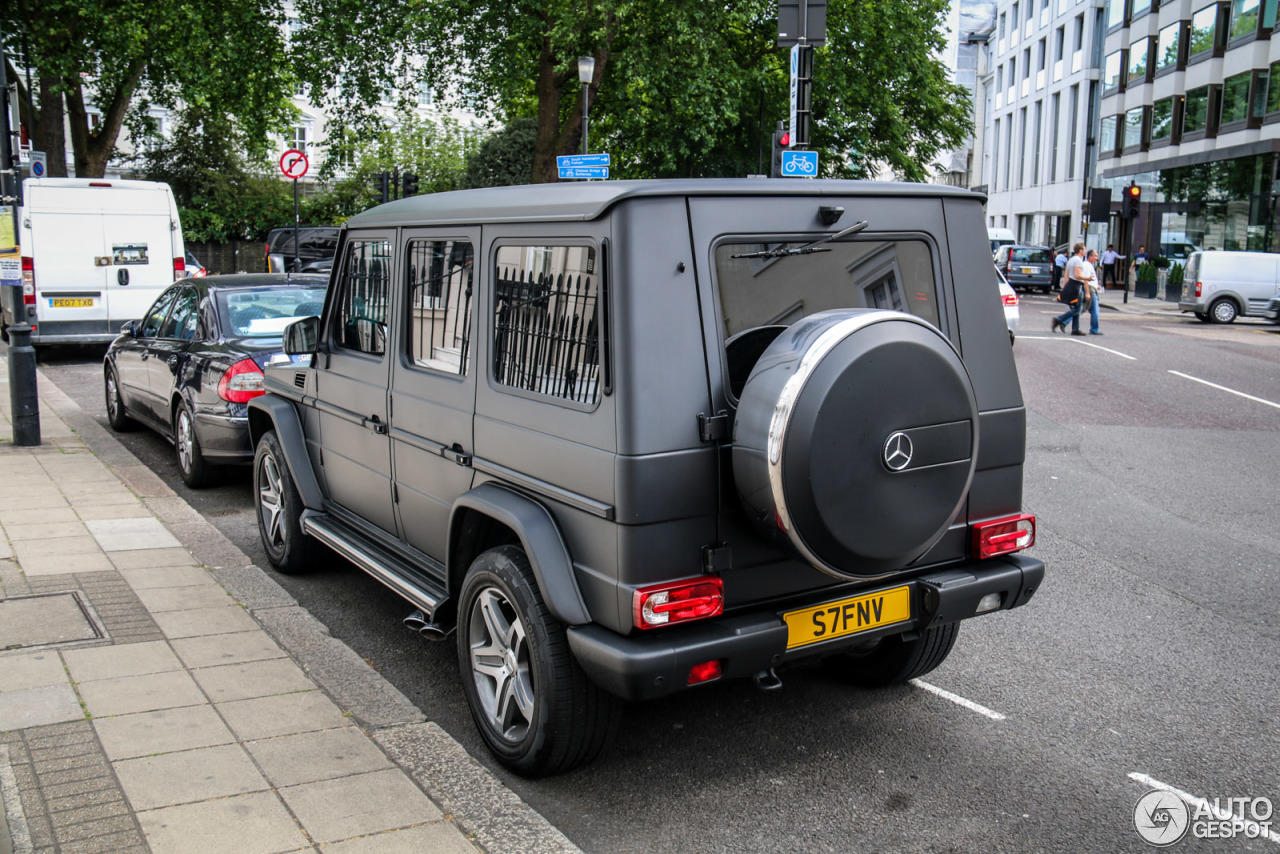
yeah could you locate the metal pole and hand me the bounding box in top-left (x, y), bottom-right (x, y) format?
top-left (292, 177), bottom-right (299, 273)
top-left (1, 29), bottom-right (40, 445)
top-left (582, 82), bottom-right (589, 156)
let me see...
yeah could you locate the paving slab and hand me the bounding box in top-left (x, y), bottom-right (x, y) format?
top-left (63, 640), bottom-right (182, 683)
top-left (117, 565), bottom-right (212, 590)
top-left (75, 670), bottom-right (206, 718)
top-left (0, 593), bottom-right (100, 648)
top-left (132, 584), bottom-right (233, 613)
top-left (246, 728), bottom-right (393, 788)
top-left (170, 630), bottom-right (287, 669)
top-left (0, 652), bottom-right (69, 690)
top-left (319, 824), bottom-right (480, 854)
top-left (85, 518), bottom-right (182, 552)
top-left (114, 744), bottom-right (268, 810)
top-left (0, 684), bottom-right (84, 730)
top-left (190, 657), bottom-right (316, 703)
top-left (107, 548), bottom-right (197, 570)
top-left (151, 604), bottom-right (259, 639)
top-left (136, 791), bottom-right (309, 854)
top-left (278, 768), bottom-right (443, 843)
top-left (93, 705), bottom-right (236, 760)
top-left (216, 691), bottom-right (353, 741)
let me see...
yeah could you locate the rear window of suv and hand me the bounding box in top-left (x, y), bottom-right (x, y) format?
top-left (714, 237), bottom-right (940, 339)
top-left (1010, 248), bottom-right (1052, 263)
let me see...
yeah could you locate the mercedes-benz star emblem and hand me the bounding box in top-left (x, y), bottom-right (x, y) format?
top-left (883, 431), bottom-right (914, 471)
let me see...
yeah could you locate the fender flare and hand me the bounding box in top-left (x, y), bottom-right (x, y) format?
top-left (450, 482), bottom-right (591, 626)
top-left (247, 396), bottom-right (324, 510)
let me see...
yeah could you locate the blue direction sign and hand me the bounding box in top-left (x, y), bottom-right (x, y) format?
top-left (557, 153), bottom-right (611, 179)
top-left (780, 149), bottom-right (819, 178)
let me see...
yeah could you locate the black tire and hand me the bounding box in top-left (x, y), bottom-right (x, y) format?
top-left (103, 366), bottom-right (136, 432)
top-left (174, 400), bottom-right (214, 488)
top-left (824, 622), bottom-right (960, 687)
top-left (254, 430), bottom-right (316, 574)
top-left (1209, 298), bottom-right (1238, 324)
top-left (457, 545), bottom-right (621, 777)
top-left (1194, 312), bottom-right (1211, 323)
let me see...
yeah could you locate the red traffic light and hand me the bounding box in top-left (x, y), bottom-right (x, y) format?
top-left (781, 132), bottom-right (791, 147)
top-left (1127, 185), bottom-right (1141, 197)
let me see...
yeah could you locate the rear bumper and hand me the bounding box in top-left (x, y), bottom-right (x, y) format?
top-left (194, 412), bottom-right (253, 463)
top-left (1178, 301), bottom-right (1204, 313)
top-left (567, 554), bottom-right (1044, 702)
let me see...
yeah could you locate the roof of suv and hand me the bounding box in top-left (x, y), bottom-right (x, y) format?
top-left (347, 179), bottom-right (985, 228)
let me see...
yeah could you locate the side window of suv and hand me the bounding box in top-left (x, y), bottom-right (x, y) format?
top-left (335, 239), bottom-right (392, 355)
top-left (407, 238), bottom-right (474, 375)
top-left (492, 243), bottom-right (600, 405)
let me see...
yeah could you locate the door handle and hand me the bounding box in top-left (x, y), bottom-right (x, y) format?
top-left (442, 444), bottom-right (472, 467)
top-left (363, 415), bottom-right (388, 435)
top-left (117, 269), bottom-right (130, 286)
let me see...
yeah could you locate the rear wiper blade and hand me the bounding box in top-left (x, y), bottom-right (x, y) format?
top-left (730, 220), bottom-right (869, 259)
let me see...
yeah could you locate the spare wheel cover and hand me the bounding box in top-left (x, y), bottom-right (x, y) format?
top-left (732, 309), bottom-right (979, 580)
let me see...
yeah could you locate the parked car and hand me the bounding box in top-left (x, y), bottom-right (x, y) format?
top-left (1178, 249), bottom-right (1280, 323)
top-left (103, 273), bottom-right (328, 487)
top-left (997, 267), bottom-right (1019, 343)
top-left (988, 226), bottom-right (1016, 256)
top-left (248, 180), bottom-right (1043, 777)
top-left (183, 252), bottom-right (207, 278)
top-left (264, 226), bottom-right (340, 273)
top-left (2, 178), bottom-right (186, 347)
top-left (1266, 296), bottom-right (1280, 322)
top-left (994, 244), bottom-right (1055, 294)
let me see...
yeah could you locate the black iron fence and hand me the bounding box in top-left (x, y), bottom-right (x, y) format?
top-left (493, 267), bottom-right (600, 405)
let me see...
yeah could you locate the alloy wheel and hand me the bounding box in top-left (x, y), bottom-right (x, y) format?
top-left (467, 587), bottom-right (534, 741)
top-left (258, 452), bottom-right (285, 550)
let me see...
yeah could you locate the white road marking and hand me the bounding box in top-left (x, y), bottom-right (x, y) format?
top-left (1128, 772), bottom-right (1280, 844)
top-left (909, 679), bottom-right (1006, 720)
top-left (1169, 371), bottom-right (1280, 411)
top-left (1018, 336), bottom-right (1136, 359)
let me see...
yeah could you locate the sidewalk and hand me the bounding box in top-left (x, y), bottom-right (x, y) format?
top-left (0, 358), bottom-right (580, 854)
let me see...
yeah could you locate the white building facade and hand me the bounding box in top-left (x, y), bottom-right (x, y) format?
top-left (982, 0), bottom-right (1109, 246)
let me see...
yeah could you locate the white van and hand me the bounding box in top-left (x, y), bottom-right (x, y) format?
top-left (1178, 250), bottom-right (1280, 323)
top-left (3, 178), bottom-right (185, 346)
top-left (988, 227), bottom-right (1016, 256)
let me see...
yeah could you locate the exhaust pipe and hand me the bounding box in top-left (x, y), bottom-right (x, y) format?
top-left (403, 610), bottom-right (454, 642)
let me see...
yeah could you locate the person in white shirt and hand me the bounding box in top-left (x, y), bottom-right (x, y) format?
top-left (1053, 243), bottom-right (1089, 334)
top-left (1083, 249), bottom-right (1103, 334)
top-left (1100, 244), bottom-right (1124, 289)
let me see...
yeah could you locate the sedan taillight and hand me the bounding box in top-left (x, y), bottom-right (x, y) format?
top-left (1002, 293), bottom-right (1019, 306)
top-left (217, 358), bottom-right (265, 403)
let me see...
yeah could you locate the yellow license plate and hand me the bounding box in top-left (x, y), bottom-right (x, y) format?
top-left (1020, 267), bottom-right (1035, 274)
top-left (784, 585), bottom-right (912, 650)
top-left (49, 297), bottom-right (95, 308)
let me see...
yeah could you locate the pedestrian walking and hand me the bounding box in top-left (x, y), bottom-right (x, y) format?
top-left (1100, 244), bottom-right (1124, 289)
top-left (1084, 249), bottom-right (1103, 335)
top-left (1054, 247), bottom-right (1068, 291)
top-left (1053, 242), bottom-right (1088, 335)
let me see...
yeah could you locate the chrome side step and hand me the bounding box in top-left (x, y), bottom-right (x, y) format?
top-left (301, 511), bottom-right (449, 623)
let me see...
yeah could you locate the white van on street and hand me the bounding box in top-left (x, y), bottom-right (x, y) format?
top-left (988, 227), bottom-right (1016, 256)
top-left (1178, 250), bottom-right (1280, 323)
top-left (3, 178), bottom-right (186, 346)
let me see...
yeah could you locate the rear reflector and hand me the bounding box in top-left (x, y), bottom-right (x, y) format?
top-left (972, 514), bottom-right (1035, 559)
top-left (687, 660), bottom-right (723, 685)
top-left (1002, 293), bottom-right (1019, 306)
top-left (217, 358), bottom-right (266, 403)
top-left (21, 257), bottom-right (35, 303)
top-left (633, 577), bottom-right (724, 630)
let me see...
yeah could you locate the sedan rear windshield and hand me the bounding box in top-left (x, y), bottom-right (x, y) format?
top-left (1010, 248), bottom-right (1052, 263)
top-left (217, 287), bottom-right (328, 338)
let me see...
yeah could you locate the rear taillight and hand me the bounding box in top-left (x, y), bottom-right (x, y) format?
top-left (1195, 281), bottom-right (1202, 298)
top-left (687, 660), bottom-right (723, 686)
top-left (633, 577), bottom-right (724, 630)
top-left (173, 257), bottom-right (185, 281)
top-left (972, 514), bottom-right (1036, 559)
top-left (21, 257), bottom-right (35, 304)
top-left (217, 358), bottom-right (265, 403)
top-left (1002, 293), bottom-right (1019, 306)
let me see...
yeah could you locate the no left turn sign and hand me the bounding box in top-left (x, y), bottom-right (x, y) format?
top-left (279, 149), bottom-right (309, 180)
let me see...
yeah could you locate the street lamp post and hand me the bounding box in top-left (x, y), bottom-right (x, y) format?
top-left (578, 56), bottom-right (595, 156)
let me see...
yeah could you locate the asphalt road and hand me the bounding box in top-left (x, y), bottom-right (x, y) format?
top-left (29, 299), bottom-right (1280, 852)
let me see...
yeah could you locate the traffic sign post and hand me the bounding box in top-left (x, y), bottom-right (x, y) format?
top-left (557, 153), bottom-right (611, 180)
top-left (28, 151), bottom-right (47, 179)
top-left (279, 149), bottom-right (309, 272)
top-left (780, 149), bottom-right (819, 178)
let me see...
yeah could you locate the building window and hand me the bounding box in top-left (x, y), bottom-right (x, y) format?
top-left (417, 80), bottom-right (433, 106)
top-left (1075, 14), bottom-right (1085, 52)
top-left (1221, 71), bottom-right (1252, 124)
top-left (992, 118), bottom-right (1001, 191)
top-left (1156, 22), bottom-right (1182, 72)
top-left (1189, 5), bottom-right (1218, 58)
top-left (1152, 97), bottom-right (1175, 140)
top-left (1023, 48), bottom-right (1032, 80)
top-left (1107, 0), bottom-right (1126, 29)
top-left (1032, 101), bottom-right (1043, 181)
top-left (1132, 0), bottom-right (1152, 17)
top-left (1253, 70), bottom-right (1269, 119)
top-left (1067, 85), bottom-right (1079, 179)
top-left (1104, 49), bottom-right (1125, 89)
top-left (1268, 60), bottom-right (1280, 113)
top-left (1230, 0), bottom-right (1261, 39)
top-left (1049, 92), bottom-right (1061, 182)
top-left (1100, 114), bottom-right (1118, 156)
top-left (1124, 106), bottom-right (1145, 148)
top-left (291, 125), bottom-right (308, 152)
top-left (997, 65), bottom-right (1004, 94)
top-left (1184, 85), bottom-right (1211, 133)
top-left (1013, 3), bottom-right (1020, 29)
top-left (999, 12), bottom-right (1007, 40)
top-left (1004, 119), bottom-right (1013, 187)
top-left (1128, 38), bottom-right (1150, 83)
top-left (1018, 107), bottom-right (1028, 187)
top-left (1055, 26), bottom-right (1065, 62)
top-left (1009, 57), bottom-right (1017, 94)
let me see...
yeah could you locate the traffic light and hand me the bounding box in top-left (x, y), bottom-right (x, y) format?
top-left (402, 172), bottom-right (420, 197)
top-left (1121, 184), bottom-right (1141, 218)
top-left (770, 124), bottom-right (791, 178)
top-left (371, 171), bottom-right (389, 205)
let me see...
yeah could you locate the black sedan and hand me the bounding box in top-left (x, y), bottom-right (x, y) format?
top-left (103, 274), bottom-right (328, 487)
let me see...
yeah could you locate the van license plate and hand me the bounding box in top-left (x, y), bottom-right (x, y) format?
top-left (1021, 266), bottom-right (1035, 275)
top-left (783, 585), bottom-right (912, 650)
top-left (49, 298), bottom-right (95, 308)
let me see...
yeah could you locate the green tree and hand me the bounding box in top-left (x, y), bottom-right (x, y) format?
top-left (461, 117), bottom-right (539, 188)
top-left (4, 0), bottom-right (295, 177)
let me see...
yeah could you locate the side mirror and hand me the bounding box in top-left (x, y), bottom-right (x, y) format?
top-left (121, 320), bottom-right (138, 337)
top-left (283, 316), bottom-right (319, 355)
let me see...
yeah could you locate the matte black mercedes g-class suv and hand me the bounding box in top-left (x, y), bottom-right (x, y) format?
top-left (248, 180), bottom-right (1044, 777)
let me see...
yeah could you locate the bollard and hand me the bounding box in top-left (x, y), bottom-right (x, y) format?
top-left (7, 322), bottom-right (41, 445)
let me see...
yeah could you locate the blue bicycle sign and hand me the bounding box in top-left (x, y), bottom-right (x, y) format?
top-left (780, 149), bottom-right (819, 178)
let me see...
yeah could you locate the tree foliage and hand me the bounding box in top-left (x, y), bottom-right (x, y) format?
top-left (3, 0), bottom-right (296, 178)
top-left (461, 118), bottom-right (539, 188)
